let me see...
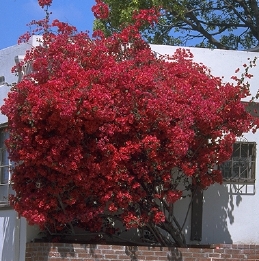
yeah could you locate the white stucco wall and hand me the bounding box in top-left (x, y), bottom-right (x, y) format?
top-left (0, 209), bottom-right (32, 261)
top-left (0, 36), bottom-right (40, 261)
top-left (0, 37), bottom-right (39, 124)
top-left (150, 44), bottom-right (259, 245)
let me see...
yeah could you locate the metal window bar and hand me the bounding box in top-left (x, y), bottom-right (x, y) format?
top-left (221, 141), bottom-right (256, 182)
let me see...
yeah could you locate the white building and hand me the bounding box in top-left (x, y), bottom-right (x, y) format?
top-left (0, 36), bottom-right (258, 260)
top-left (0, 37), bottom-right (40, 261)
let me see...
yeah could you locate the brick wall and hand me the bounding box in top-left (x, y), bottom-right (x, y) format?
top-left (25, 243), bottom-right (259, 261)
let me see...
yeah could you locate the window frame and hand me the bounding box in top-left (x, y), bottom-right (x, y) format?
top-left (242, 101), bottom-right (259, 118)
top-left (220, 140), bottom-right (256, 183)
top-left (0, 124), bottom-right (13, 207)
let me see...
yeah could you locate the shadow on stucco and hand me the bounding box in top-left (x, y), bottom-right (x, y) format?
top-left (202, 183), bottom-right (233, 244)
top-left (1, 214), bottom-right (16, 261)
top-left (202, 183), bottom-right (244, 244)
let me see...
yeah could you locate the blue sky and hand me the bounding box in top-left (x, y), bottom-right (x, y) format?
top-left (0, 0), bottom-right (95, 50)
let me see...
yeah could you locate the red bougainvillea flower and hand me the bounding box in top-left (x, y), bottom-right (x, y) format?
top-left (38, 0), bottom-right (52, 8)
top-left (166, 191), bottom-right (182, 204)
top-left (92, 0), bottom-right (109, 19)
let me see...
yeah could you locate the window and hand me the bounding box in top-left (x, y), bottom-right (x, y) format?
top-left (0, 128), bottom-right (12, 206)
top-left (0, 76), bottom-right (5, 85)
top-left (220, 141), bottom-right (256, 182)
top-left (243, 101), bottom-right (259, 117)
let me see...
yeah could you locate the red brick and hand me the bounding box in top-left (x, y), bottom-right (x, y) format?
top-left (118, 255), bottom-right (131, 260)
top-left (217, 244), bottom-right (232, 249)
top-left (137, 246), bottom-right (149, 251)
top-left (144, 255), bottom-right (160, 260)
top-left (208, 253), bottom-right (221, 258)
top-left (97, 244), bottom-right (112, 250)
top-left (110, 245), bottom-right (125, 250)
top-left (83, 252), bottom-right (104, 258)
top-left (231, 254), bottom-right (247, 259)
top-left (211, 259), bottom-right (226, 261)
top-left (113, 250), bottom-right (127, 255)
top-left (89, 250), bottom-right (103, 255)
top-left (244, 249), bottom-right (256, 254)
top-left (25, 243), bottom-right (259, 261)
top-left (73, 248), bottom-right (87, 254)
top-left (157, 250), bottom-right (170, 256)
top-left (139, 251), bottom-right (153, 256)
top-left (183, 248), bottom-right (208, 253)
top-left (42, 257), bottom-right (65, 261)
top-left (213, 248), bottom-right (224, 254)
top-left (224, 248), bottom-right (242, 254)
top-left (220, 253), bottom-right (232, 258)
top-left (48, 252), bottom-right (60, 258)
top-left (181, 258), bottom-right (197, 261)
top-left (37, 257), bottom-right (50, 261)
top-left (101, 249), bottom-right (117, 254)
top-left (103, 254), bottom-right (118, 259)
top-left (247, 254), bottom-right (259, 259)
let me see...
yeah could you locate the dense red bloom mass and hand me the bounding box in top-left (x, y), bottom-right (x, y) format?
top-left (1, 1), bottom-right (258, 246)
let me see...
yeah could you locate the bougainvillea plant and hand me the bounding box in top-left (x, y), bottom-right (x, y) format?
top-left (1, 0), bottom-right (258, 247)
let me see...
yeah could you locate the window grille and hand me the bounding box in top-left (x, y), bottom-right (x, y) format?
top-left (0, 128), bottom-right (12, 206)
top-left (220, 140), bottom-right (256, 182)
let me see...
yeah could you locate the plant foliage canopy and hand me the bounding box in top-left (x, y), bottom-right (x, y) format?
top-left (94, 0), bottom-right (259, 50)
top-left (1, 0), bottom-right (258, 247)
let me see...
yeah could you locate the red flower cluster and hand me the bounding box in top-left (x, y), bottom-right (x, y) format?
top-left (133, 8), bottom-right (160, 27)
top-left (38, 0), bottom-right (52, 8)
top-left (166, 191), bottom-right (182, 204)
top-left (2, 1), bottom-right (258, 237)
top-left (92, 0), bottom-right (109, 19)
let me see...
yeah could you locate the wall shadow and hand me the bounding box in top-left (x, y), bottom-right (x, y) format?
top-left (125, 246), bottom-right (183, 261)
top-left (202, 182), bottom-right (255, 244)
top-left (1, 211), bottom-right (16, 261)
top-left (57, 244), bottom-right (75, 259)
top-left (125, 246), bottom-right (138, 261)
top-left (0, 210), bottom-right (15, 261)
top-left (167, 247), bottom-right (183, 261)
top-left (202, 183), bottom-right (233, 244)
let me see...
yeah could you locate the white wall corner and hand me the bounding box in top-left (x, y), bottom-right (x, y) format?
top-left (28, 35), bottom-right (43, 47)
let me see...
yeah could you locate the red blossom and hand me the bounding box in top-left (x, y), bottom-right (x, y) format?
top-left (91, 0), bottom-right (109, 19)
top-left (166, 191), bottom-right (182, 204)
top-left (38, 0), bottom-right (52, 8)
top-left (133, 8), bottom-right (160, 28)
